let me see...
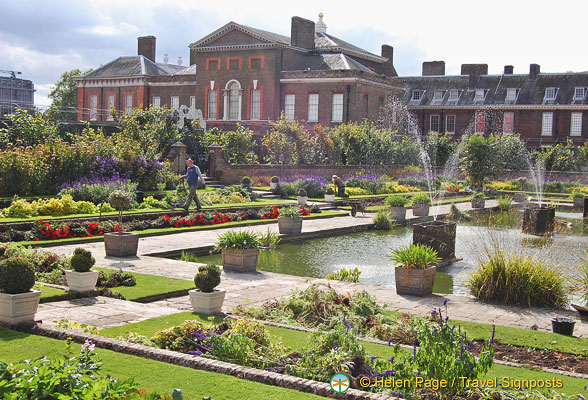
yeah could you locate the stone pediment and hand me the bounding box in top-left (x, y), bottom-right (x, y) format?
top-left (189, 22), bottom-right (290, 49)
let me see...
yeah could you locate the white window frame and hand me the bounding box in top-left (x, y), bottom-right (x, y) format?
top-left (190, 96), bottom-right (196, 109)
top-left (152, 96), bottom-right (160, 109)
top-left (107, 95), bottom-right (115, 121)
top-left (331, 93), bottom-right (344, 123)
top-left (250, 89), bottom-right (261, 120)
top-left (170, 96), bottom-right (179, 110)
top-left (433, 90), bottom-right (444, 101)
top-left (474, 89), bottom-right (486, 101)
top-left (307, 93), bottom-right (319, 122)
top-left (429, 115), bottom-right (440, 132)
top-left (544, 87), bottom-right (556, 100)
top-left (411, 90), bottom-right (422, 101)
top-left (207, 90), bottom-right (217, 120)
top-left (505, 88), bottom-right (518, 101)
top-left (503, 112), bottom-right (514, 134)
top-left (445, 114), bottom-right (456, 134)
top-left (124, 94), bottom-right (133, 114)
top-left (571, 112), bottom-right (582, 137)
top-left (541, 112), bottom-right (553, 136)
top-left (448, 89), bottom-right (459, 101)
top-left (89, 95), bottom-right (97, 121)
top-left (284, 94), bottom-right (295, 121)
top-left (574, 87), bottom-right (585, 100)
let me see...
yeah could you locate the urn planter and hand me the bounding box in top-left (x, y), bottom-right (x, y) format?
top-left (389, 206), bottom-right (406, 222)
top-left (513, 192), bottom-right (528, 203)
top-left (0, 290), bottom-right (41, 325)
top-left (522, 206), bottom-right (555, 236)
top-left (188, 289), bottom-right (226, 314)
top-left (297, 196), bottom-right (308, 206)
top-left (413, 221), bottom-right (456, 264)
top-left (325, 194), bottom-right (336, 202)
top-left (573, 196), bottom-right (585, 208)
top-left (394, 266), bottom-right (436, 296)
top-left (104, 232), bottom-right (139, 257)
top-left (412, 204), bottom-right (430, 217)
top-left (66, 270), bottom-right (99, 292)
top-left (471, 198), bottom-right (485, 209)
top-left (278, 216), bottom-right (303, 235)
top-left (221, 248), bottom-right (259, 272)
top-left (270, 182), bottom-right (279, 190)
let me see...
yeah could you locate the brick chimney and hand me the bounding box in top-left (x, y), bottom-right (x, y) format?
top-left (504, 65), bottom-right (514, 74)
top-left (461, 64), bottom-right (488, 89)
top-left (291, 17), bottom-right (315, 50)
top-left (138, 36), bottom-right (156, 62)
top-left (529, 63), bottom-right (540, 79)
top-left (422, 61), bottom-right (445, 76)
top-left (381, 45), bottom-right (395, 76)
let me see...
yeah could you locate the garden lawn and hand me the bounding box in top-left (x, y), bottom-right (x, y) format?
top-left (95, 268), bottom-right (194, 301)
top-left (100, 312), bottom-right (588, 395)
top-left (0, 328), bottom-right (325, 400)
top-left (36, 284), bottom-right (72, 303)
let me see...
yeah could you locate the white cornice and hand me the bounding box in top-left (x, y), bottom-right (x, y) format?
top-left (280, 77), bottom-right (402, 90)
top-left (407, 104), bottom-right (588, 110)
top-left (190, 22), bottom-right (279, 48)
top-left (192, 43), bottom-right (283, 52)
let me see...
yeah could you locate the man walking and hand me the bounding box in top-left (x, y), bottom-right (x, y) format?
top-left (181, 158), bottom-right (206, 211)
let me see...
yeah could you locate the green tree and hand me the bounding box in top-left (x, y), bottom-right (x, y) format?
top-left (461, 134), bottom-right (497, 188)
top-left (206, 124), bottom-right (258, 164)
top-left (46, 68), bottom-right (92, 121)
top-left (0, 108), bottom-right (59, 148)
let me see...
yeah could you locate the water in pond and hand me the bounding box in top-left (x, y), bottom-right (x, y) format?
top-left (194, 212), bottom-right (588, 299)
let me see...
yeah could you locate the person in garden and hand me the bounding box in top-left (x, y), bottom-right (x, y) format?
top-left (332, 175), bottom-right (347, 197)
top-left (181, 158), bottom-right (206, 210)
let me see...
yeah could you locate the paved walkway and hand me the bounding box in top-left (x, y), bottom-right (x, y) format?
top-left (37, 199), bottom-right (588, 338)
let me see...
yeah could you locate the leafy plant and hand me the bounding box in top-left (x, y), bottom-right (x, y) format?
top-left (297, 188), bottom-right (307, 197)
top-left (215, 230), bottom-right (260, 250)
top-left (385, 195), bottom-right (408, 207)
top-left (241, 176), bottom-right (251, 185)
top-left (390, 244), bottom-right (440, 269)
top-left (258, 228), bottom-right (281, 248)
top-left (70, 248), bottom-right (95, 272)
top-left (278, 206), bottom-right (303, 218)
top-left (108, 190), bottom-right (133, 211)
top-left (270, 176), bottom-right (279, 183)
top-left (411, 193), bottom-right (432, 205)
top-left (194, 264), bottom-right (221, 293)
top-left (471, 191), bottom-right (485, 199)
top-left (325, 187), bottom-right (335, 196)
top-left (325, 267), bottom-right (361, 282)
top-left (179, 251), bottom-right (199, 263)
top-left (97, 270), bottom-right (136, 288)
top-left (0, 256), bottom-right (36, 294)
top-left (497, 195), bottom-right (513, 211)
top-left (373, 208), bottom-right (393, 230)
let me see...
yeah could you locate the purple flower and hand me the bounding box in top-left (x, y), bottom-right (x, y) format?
top-left (188, 349), bottom-right (202, 356)
top-left (413, 345), bottom-right (417, 362)
top-left (332, 344), bottom-right (340, 350)
top-left (389, 356), bottom-right (394, 363)
top-left (469, 362), bottom-right (474, 372)
top-left (443, 299), bottom-right (448, 306)
top-left (431, 309), bottom-right (437, 318)
top-left (370, 356), bottom-right (379, 361)
top-left (388, 338), bottom-right (392, 346)
top-left (346, 322), bottom-right (353, 332)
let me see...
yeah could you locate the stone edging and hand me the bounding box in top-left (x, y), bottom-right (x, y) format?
top-left (19, 323), bottom-right (393, 400)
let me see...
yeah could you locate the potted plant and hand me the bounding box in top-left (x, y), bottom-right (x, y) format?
top-left (0, 256), bottom-right (41, 324)
top-left (390, 244), bottom-right (440, 296)
top-left (216, 230), bottom-right (260, 272)
top-left (471, 192), bottom-right (485, 209)
top-left (513, 192), bottom-right (528, 203)
top-left (104, 190), bottom-right (139, 257)
top-left (188, 264), bottom-right (225, 314)
top-left (411, 193), bottom-right (432, 217)
top-left (270, 176), bottom-right (279, 190)
top-left (572, 193), bottom-right (585, 208)
top-left (65, 248), bottom-right (99, 292)
top-left (278, 206), bottom-right (303, 235)
top-left (297, 188), bottom-right (308, 205)
top-left (551, 316), bottom-right (575, 336)
top-left (385, 196), bottom-right (408, 222)
top-left (241, 176), bottom-right (251, 189)
top-left (258, 228), bottom-right (281, 249)
top-left (325, 187), bottom-right (336, 202)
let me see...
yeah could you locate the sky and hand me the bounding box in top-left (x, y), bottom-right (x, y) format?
top-left (2, 0), bottom-right (587, 106)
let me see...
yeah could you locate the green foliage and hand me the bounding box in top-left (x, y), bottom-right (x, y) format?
top-left (449, 203), bottom-right (469, 221)
top-left (390, 244), bottom-right (440, 269)
top-left (297, 188), bottom-right (307, 197)
top-left (385, 195), bottom-right (408, 207)
top-left (425, 132), bottom-right (456, 167)
top-left (270, 176), bottom-right (279, 183)
top-left (0, 256), bottom-right (36, 294)
top-left (0, 109), bottom-right (59, 147)
top-left (373, 208), bottom-right (393, 230)
top-left (467, 249), bottom-right (569, 308)
top-left (278, 206), bottom-right (303, 218)
top-left (325, 187), bottom-right (335, 195)
top-left (536, 140), bottom-right (580, 172)
top-left (193, 264), bottom-right (221, 293)
top-left (471, 191), bottom-right (485, 199)
top-left (108, 190), bottom-right (133, 211)
top-left (97, 270), bottom-right (136, 288)
top-left (497, 195), bottom-right (513, 211)
top-left (70, 248), bottom-right (95, 272)
top-left (179, 251), bottom-right (199, 263)
top-left (241, 176), bottom-right (251, 185)
top-left (0, 244), bottom-right (69, 285)
top-left (53, 319), bottom-right (100, 335)
top-left (411, 192), bottom-right (432, 205)
top-left (462, 134), bottom-right (496, 188)
top-left (206, 125), bottom-right (258, 164)
top-left (325, 267), bottom-right (361, 282)
top-left (46, 68), bottom-right (93, 121)
top-left (2, 195), bottom-right (101, 218)
top-left (215, 230), bottom-right (260, 250)
top-left (569, 255), bottom-right (588, 305)
top-left (59, 180), bottom-right (137, 205)
top-left (258, 228), bottom-right (281, 248)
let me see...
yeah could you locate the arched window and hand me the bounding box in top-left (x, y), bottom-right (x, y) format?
top-left (223, 80), bottom-right (242, 120)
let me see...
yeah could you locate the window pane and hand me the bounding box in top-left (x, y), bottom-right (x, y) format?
top-left (208, 90), bottom-right (217, 119)
top-left (152, 96), bottom-right (160, 108)
top-left (449, 90), bottom-right (458, 101)
top-left (229, 59), bottom-right (240, 70)
top-left (125, 94), bottom-right (133, 114)
top-left (412, 90), bottom-right (421, 100)
top-left (171, 96), bottom-right (179, 109)
top-left (571, 113), bottom-right (582, 136)
top-left (430, 115), bottom-right (440, 132)
top-left (332, 93), bottom-right (343, 122)
top-left (503, 112), bottom-right (514, 134)
top-left (229, 83), bottom-right (240, 120)
top-left (308, 94), bottom-right (319, 122)
top-left (250, 89), bottom-right (261, 120)
top-left (446, 115), bottom-right (456, 133)
top-left (542, 112), bottom-right (553, 136)
top-left (190, 96), bottom-right (195, 109)
top-left (208, 60), bottom-right (218, 70)
top-left (107, 95), bottom-right (115, 121)
top-left (250, 58), bottom-right (261, 70)
top-left (434, 91), bottom-right (443, 100)
top-left (90, 95), bottom-right (97, 120)
top-left (284, 94), bottom-right (295, 120)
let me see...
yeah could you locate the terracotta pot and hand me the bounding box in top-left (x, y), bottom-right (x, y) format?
top-left (394, 265), bottom-right (436, 296)
top-left (471, 198), bottom-right (485, 209)
top-left (221, 248), bottom-right (259, 272)
top-left (104, 232), bottom-right (139, 257)
top-left (412, 204), bottom-right (430, 217)
top-left (297, 196), bottom-right (308, 205)
top-left (188, 289), bottom-right (226, 314)
top-left (0, 290), bottom-right (41, 325)
top-left (389, 206), bottom-right (406, 222)
top-left (66, 270), bottom-right (99, 292)
top-left (278, 216), bottom-right (303, 235)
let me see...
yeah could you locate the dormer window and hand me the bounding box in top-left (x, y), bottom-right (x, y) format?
top-left (544, 87), bottom-right (557, 100)
top-left (448, 89), bottom-right (459, 101)
top-left (433, 90), bottom-right (444, 101)
top-left (474, 89), bottom-right (486, 101)
top-left (505, 88), bottom-right (518, 101)
top-left (412, 90), bottom-right (422, 101)
top-left (574, 87), bottom-right (585, 100)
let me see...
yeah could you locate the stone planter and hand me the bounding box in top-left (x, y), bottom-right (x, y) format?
top-left (471, 198), bottom-right (485, 209)
top-left (413, 220), bottom-right (456, 263)
top-left (389, 206), bottom-right (406, 222)
top-left (513, 192), bottom-right (528, 203)
top-left (325, 194), bottom-right (335, 202)
top-left (270, 182), bottom-right (279, 190)
top-left (278, 216), bottom-right (303, 235)
top-left (188, 289), bottom-right (226, 314)
top-left (221, 248), bottom-right (259, 272)
top-left (522, 205), bottom-right (555, 236)
top-left (412, 204), bottom-right (430, 217)
top-left (394, 266), bottom-right (436, 296)
top-left (104, 232), bottom-right (139, 257)
top-left (0, 290), bottom-right (41, 325)
top-left (65, 270), bottom-right (99, 292)
top-left (573, 196), bottom-right (584, 208)
top-left (297, 196), bottom-right (308, 205)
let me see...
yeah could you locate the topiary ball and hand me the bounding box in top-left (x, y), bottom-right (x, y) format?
top-left (194, 264), bottom-right (221, 293)
top-left (70, 248), bottom-right (95, 272)
top-left (0, 256), bottom-right (36, 294)
top-left (108, 190), bottom-right (133, 211)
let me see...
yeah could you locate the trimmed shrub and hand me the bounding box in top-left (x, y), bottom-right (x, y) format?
top-left (297, 188), bottom-right (307, 197)
top-left (108, 190), bottom-right (133, 211)
top-left (241, 176), bottom-right (251, 185)
top-left (97, 270), bottom-right (136, 288)
top-left (194, 264), bottom-right (221, 293)
top-left (70, 248), bottom-right (95, 272)
top-left (385, 195), bottom-right (408, 207)
top-left (0, 256), bottom-right (36, 294)
top-left (270, 176), bottom-right (279, 183)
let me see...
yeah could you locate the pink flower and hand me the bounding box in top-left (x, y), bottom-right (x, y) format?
top-left (81, 339), bottom-right (95, 352)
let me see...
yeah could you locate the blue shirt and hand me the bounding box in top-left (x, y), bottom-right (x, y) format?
top-left (186, 165), bottom-right (204, 187)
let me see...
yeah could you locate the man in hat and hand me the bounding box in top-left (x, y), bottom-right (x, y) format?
top-left (180, 158), bottom-right (206, 210)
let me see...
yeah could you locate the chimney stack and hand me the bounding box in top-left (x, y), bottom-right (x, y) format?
top-left (137, 36), bottom-right (156, 63)
top-left (381, 45), bottom-right (395, 76)
top-left (461, 64), bottom-right (488, 89)
top-left (422, 61), bottom-right (445, 76)
top-left (291, 16), bottom-right (315, 50)
top-left (504, 65), bottom-right (514, 74)
top-left (529, 63), bottom-right (540, 79)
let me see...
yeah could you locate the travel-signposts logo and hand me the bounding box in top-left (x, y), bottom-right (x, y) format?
top-left (330, 373), bottom-right (350, 393)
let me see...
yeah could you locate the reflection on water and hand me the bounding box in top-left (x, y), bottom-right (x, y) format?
top-left (194, 211), bottom-right (588, 297)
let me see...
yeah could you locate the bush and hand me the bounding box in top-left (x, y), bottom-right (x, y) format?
top-left (461, 134), bottom-right (496, 188)
top-left (325, 187), bottom-right (335, 195)
top-left (97, 270), bottom-right (136, 288)
top-left (70, 248), bottom-right (95, 272)
top-left (297, 188), bottom-right (307, 197)
top-left (108, 190), bottom-right (133, 211)
top-left (385, 195), bottom-right (408, 207)
top-left (467, 250), bottom-right (568, 308)
top-left (258, 228), bottom-right (281, 248)
top-left (270, 176), bottom-right (279, 183)
top-left (390, 244), bottom-right (440, 269)
top-left (569, 256), bottom-right (588, 305)
top-left (344, 187), bottom-right (369, 196)
top-left (373, 208), bottom-right (393, 230)
top-left (206, 125), bottom-right (258, 164)
top-left (241, 176), bottom-right (251, 185)
top-left (471, 191), bottom-right (485, 199)
top-left (411, 193), bottom-right (432, 205)
top-left (215, 230), bottom-right (260, 250)
top-left (194, 264), bottom-right (221, 293)
top-left (59, 177), bottom-right (137, 205)
top-left (0, 256), bottom-right (36, 294)
top-left (343, 174), bottom-right (385, 194)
